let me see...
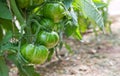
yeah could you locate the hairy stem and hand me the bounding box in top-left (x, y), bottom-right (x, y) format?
top-left (10, 0), bottom-right (25, 25)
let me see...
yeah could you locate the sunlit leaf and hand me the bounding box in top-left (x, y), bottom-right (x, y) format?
top-left (93, 0), bottom-right (107, 8)
top-left (63, 0), bottom-right (73, 9)
top-left (73, 0), bottom-right (104, 29)
top-left (73, 26), bottom-right (82, 40)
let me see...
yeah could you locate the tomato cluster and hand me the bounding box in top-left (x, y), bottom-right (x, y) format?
top-left (16, 0), bottom-right (68, 64)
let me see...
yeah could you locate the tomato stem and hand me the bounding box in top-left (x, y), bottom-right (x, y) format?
top-left (10, 0), bottom-right (27, 52)
top-left (30, 19), bottom-right (42, 43)
top-left (10, 0), bottom-right (25, 25)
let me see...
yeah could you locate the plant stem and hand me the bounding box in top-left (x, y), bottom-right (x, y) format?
top-left (30, 19), bottom-right (42, 43)
top-left (10, 0), bottom-right (27, 51)
top-left (10, 0), bottom-right (25, 25)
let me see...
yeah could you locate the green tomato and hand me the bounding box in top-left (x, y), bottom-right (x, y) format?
top-left (16, 0), bottom-right (30, 8)
top-left (20, 44), bottom-right (49, 64)
top-left (37, 31), bottom-right (59, 49)
top-left (16, 0), bottom-right (44, 8)
top-left (42, 3), bottom-right (65, 23)
top-left (33, 0), bottom-right (44, 5)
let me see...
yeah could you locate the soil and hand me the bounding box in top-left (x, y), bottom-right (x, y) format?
top-left (9, 0), bottom-right (120, 76)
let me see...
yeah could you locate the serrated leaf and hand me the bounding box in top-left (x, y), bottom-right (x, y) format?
top-left (0, 57), bottom-right (9, 76)
top-left (63, 0), bottom-right (73, 9)
top-left (74, 0), bottom-right (104, 29)
top-left (7, 54), bottom-right (40, 76)
top-left (81, 0), bottom-right (104, 29)
top-left (93, 1), bottom-right (107, 8)
top-left (0, 1), bottom-right (12, 19)
top-left (69, 7), bottom-right (78, 23)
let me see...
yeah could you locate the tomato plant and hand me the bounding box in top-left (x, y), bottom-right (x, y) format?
top-left (0, 0), bottom-right (110, 76)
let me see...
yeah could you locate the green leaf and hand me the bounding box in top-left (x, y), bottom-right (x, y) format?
top-left (63, 0), bottom-right (73, 9)
top-left (0, 1), bottom-right (12, 19)
top-left (0, 43), bottom-right (17, 55)
top-left (64, 21), bottom-right (77, 37)
top-left (0, 43), bottom-right (12, 53)
top-left (0, 56), bottom-right (9, 76)
top-left (78, 16), bottom-right (88, 33)
top-left (74, 0), bottom-right (104, 29)
top-left (7, 54), bottom-right (40, 76)
top-left (1, 31), bottom-right (12, 44)
top-left (73, 26), bottom-right (82, 40)
top-left (0, 18), bottom-right (19, 33)
top-left (93, 0), bottom-right (107, 8)
top-left (69, 7), bottom-right (78, 23)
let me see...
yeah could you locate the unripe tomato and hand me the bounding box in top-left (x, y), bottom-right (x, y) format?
top-left (33, 0), bottom-right (44, 5)
top-left (20, 44), bottom-right (49, 64)
top-left (37, 31), bottom-right (59, 49)
top-left (16, 0), bottom-right (30, 8)
top-left (16, 0), bottom-right (44, 8)
top-left (42, 3), bottom-right (65, 23)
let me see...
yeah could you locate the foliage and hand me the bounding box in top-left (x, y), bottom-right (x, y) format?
top-left (0, 0), bottom-right (110, 76)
